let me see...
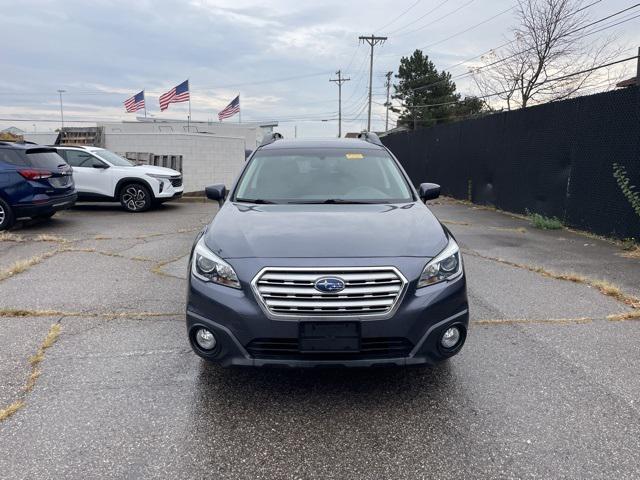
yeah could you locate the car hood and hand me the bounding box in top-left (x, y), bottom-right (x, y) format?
top-left (204, 202), bottom-right (448, 259)
top-left (134, 165), bottom-right (181, 176)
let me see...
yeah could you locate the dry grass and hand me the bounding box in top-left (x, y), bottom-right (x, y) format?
top-left (0, 232), bottom-right (24, 242)
top-left (441, 219), bottom-right (471, 226)
top-left (34, 234), bottom-right (67, 243)
top-left (0, 250), bottom-right (59, 281)
top-left (465, 250), bottom-right (640, 309)
top-left (0, 323), bottom-right (63, 423)
top-left (491, 226), bottom-right (527, 234)
top-left (151, 254), bottom-right (187, 278)
top-left (24, 369), bottom-right (41, 393)
top-left (29, 323), bottom-right (61, 366)
top-left (0, 308), bottom-right (69, 318)
top-left (620, 247), bottom-right (640, 259)
top-left (0, 401), bottom-right (25, 422)
top-left (93, 235), bottom-right (112, 240)
top-left (0, 307), bottom-right (180, 319)
top-left (607, 311), bottom-right (640, 321)
top-left (472, 317), bottom-right (592, 326)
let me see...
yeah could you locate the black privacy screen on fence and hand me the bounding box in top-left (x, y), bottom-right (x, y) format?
top-left (382, 87), bottom-right (640, 239)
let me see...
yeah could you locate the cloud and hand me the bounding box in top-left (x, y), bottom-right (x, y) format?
top-left (1, 0), bottom-right (638, 134)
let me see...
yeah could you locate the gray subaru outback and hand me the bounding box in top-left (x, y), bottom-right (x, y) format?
top-left (186, 132), bottom-right (468, 367)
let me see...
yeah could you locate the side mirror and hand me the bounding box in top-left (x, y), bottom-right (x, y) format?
top-left (419, 183), bottom-right (440, 201)
top-left (93, 162), bottom-right (109, 169)
top-left (205, 184), bottom-right (227, 206)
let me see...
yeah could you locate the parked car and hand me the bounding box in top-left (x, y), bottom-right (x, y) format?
top-left (186, 132), bottom-right (469, 367)
top-left (0, 141), bottom-right (76, 231)
top-left (55, 146), bottom-right (183, 212)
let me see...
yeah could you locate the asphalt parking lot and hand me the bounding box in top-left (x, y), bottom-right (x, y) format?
top-left (1, 199), bottom-right (639, 479)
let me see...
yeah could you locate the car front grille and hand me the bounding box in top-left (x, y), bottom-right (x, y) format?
top-left (246, 337), bottom-right (413, 360)
top-left (170, 176), bottom-right (183, 188)
top-left (252, 267), bottom-right (408, 318)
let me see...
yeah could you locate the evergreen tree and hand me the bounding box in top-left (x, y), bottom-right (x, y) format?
top-left (392, 49), bottom-right (483, 129)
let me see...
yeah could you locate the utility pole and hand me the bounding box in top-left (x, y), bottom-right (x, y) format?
top-left (57, 89), bottom-right (66, 130)
top-left (636, 46), bottom-right (640, 86)
top-left (384, 71), bottom-right (393, 131)
top-left (359, 34), bottom-right (387, 132)
top-left (330, 70), bottom-right (350, 137)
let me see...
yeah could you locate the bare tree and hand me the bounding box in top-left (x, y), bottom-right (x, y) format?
top-left (471, 0), bottom-right (625, 109)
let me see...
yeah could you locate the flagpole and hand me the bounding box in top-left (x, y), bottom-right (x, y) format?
top-left (187, 79), bottom-right (191, 132)
top-left (143, 90), bottom-right (147, 118)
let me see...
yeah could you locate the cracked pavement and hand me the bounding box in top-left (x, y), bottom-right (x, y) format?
top-left (1, 199), bottom-right (639, 479)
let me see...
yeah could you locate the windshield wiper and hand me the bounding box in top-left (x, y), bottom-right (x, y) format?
top-left (235, 198), bottom-right (277, 204)
top-left (289, 199), bottom-right (375, 204)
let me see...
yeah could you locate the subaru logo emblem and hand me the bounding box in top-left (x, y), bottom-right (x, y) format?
top-left (314, 276), bottom-right (345, 293)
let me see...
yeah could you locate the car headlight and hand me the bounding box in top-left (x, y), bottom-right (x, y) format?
top-left (147, 174), bottom-right (172, 180)
top-left (191, 237), bottom-right (241, 289)
top-left (417, 237), bottom-right (462, 288)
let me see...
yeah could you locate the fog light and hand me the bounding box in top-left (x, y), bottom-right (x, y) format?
top-left (441, 326), bottom-right (461, 349)
top-left (195, 328), bottom-right (216, 350)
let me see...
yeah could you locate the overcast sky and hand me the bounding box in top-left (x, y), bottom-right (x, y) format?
top-left (1, 0), bottom-right (638, 137)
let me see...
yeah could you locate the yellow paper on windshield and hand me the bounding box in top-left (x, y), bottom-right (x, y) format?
top-left (346, 153), bottom-right (364, 160)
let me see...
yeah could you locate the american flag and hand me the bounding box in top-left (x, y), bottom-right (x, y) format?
top-left (218, 95), bottom-right (240, 121)
top-left (124, 91), bottom-right (145, 113)
top-left (159, 80), bottom-right (190, 112)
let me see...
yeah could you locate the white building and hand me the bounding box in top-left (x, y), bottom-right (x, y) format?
top-left (24, 119), bottom-right (278, 192)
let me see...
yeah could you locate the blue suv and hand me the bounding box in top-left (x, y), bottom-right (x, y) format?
top-left (186, 133), bottom-right (468, 368)
top-left (0, 141), bottom-right (76, 231)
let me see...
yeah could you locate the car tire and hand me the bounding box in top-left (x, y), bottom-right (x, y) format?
top-left (0, 198), bottom-right (15, 231)
top-left (119, 183), bottom-right (152, 213)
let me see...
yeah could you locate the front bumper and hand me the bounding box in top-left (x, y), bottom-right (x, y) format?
top-left (186, 257), bottom-right (469, 368)
top-left (153, 179), bottom-right (184, 200)
top-left (13, 192), bottom-right (77, 219)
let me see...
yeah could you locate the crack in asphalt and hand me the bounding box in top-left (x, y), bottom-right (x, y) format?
top-left (0, 318), bottom-right (63, 423)
top-left (462, 248), bottom-right (640, 310)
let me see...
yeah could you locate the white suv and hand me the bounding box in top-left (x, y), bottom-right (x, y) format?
top-left (56, 146), bottom-right (184, 212)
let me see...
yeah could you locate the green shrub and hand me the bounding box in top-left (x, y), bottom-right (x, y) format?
top-left (526, 210), bottom-right (563, 230)
top-left (613, 163), bottom-right (640, 218)
top-left (621, 238), bottom-right (638, 251)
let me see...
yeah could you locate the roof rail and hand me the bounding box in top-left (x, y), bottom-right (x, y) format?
top-left (260, 132), bottom-right (283, 147)
top-left (357, 131), bottom-right (384, 147)
top-left (0, 140), bottom-right (37, 146)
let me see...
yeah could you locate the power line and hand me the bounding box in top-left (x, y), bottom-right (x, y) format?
top-left (329, 70), bottom-right (351, 137)
top-left (378, 3), bottom-right (512, 59)
top-left (421, 5), bottom-right (516, 50)
top-left (0, 71), bottom-right (333, 96)
top-left (386, 0), bottom-right (453, 35)
top-left (359, 35), bottom-right (388, 131)
top-left (384, 71), bottom-right (393, 131)
top-left (392, 0), bottom-right (474, 38)
top-left (376, 0), bottom-right (423, 33)
top-left (400, 53), bottom-right (640, 109)
top-left (411, 3), bottom-right (640, 93)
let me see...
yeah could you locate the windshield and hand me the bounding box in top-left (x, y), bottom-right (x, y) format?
top-left (26, 149), bottom-right (67, 169)
top-left (94, 149), bottom-right (134, 167)
top-left (234, 148), bottom-right (414, 204)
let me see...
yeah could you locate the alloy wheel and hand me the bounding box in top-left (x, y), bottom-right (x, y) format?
top-left (122, 186), bottom-right (148, 211)
top-left (0, 203), bottom-right (5, 225)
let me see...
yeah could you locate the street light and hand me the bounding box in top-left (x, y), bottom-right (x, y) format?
top-left (57, 89), bottom-right (66, 130)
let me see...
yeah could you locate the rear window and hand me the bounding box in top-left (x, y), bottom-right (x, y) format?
top-left (0, 149), bottom-right (28, 166)
top-left (25, 149), bottom-right (67, 169)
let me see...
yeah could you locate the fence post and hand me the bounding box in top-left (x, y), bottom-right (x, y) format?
top-left (636, 46), bottom-right (640, 87)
